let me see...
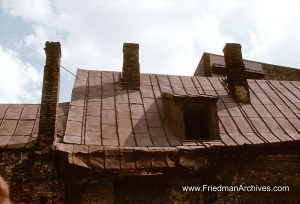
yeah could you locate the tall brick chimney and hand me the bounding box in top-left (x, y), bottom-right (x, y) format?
top-left (223, 43), bottom-right (250, 103)
top-left (122, 43), bottom-right (140, 89)
top-left (37, 41), bottom-right (61, 149)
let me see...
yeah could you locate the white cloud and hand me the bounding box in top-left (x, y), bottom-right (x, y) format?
top-left (0, 45), bottom-right (41, 103)
top-left (1, 0), bottom-right (239, 75)
top-left (1, 0), bottom-right (299, 102)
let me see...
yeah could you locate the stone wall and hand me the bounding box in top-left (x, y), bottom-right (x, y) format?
top-left (0, 150), bottom-right (64, 203)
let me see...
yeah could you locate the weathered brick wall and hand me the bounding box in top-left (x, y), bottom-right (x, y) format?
top-left (0, 150), bottom-right (64, 203)
top-left (64, 152), bottom-right (300, 203)
top-left (206, 153), bottom-right (300, 204)
top-left (262, 64), bottom-right (300, 81)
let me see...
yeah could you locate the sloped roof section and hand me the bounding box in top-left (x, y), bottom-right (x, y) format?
top-left (62, 69), bottom-right (300, 149)
top-left (0, 103), bottom-right (69, 149)
top-left (208, 53), bottom-right (264, 73)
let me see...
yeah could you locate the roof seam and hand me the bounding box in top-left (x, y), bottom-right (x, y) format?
top-left (113, 72), bottom-right (121, 147)
top-left (266, 80), bottom-right (299, 134)
top-left (250, 81), bottom-right (289, 141)
top-left (150, 74), bottom-right (171, 147)
top-left (126, 85), bottom-right (138, 147)
top-left (139, 89), bottom-right (155, 146)
top-left (207, 78), bottom-right (253, 145)
top-left (82, 72), bottom-right (89, 145)
top-left (279, 81), bottom-right (300, 109)
top-left (10, 105), bottom-right (26, 147)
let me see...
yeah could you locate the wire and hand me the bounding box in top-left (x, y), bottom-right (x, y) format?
top-left (60, 65), bottom-right (77, 78)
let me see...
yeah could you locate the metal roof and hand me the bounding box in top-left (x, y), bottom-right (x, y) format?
top-left (0, 103), bottom-right (69, 148)
top-left (1, 67), bottom-right (299, 170)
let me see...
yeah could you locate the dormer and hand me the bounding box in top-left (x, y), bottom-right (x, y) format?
top-left (163, 93), bottom-right (219, 140)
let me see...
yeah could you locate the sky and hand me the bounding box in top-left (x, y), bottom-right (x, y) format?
top-left (0, 0), bottom-right (299, 103)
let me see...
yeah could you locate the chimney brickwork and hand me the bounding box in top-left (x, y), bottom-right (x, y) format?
top-left (223, 43), bottom-right (250, 103)
top-left (122, 43), bottom-right (140, 89)
top-left (37, 41), bottom-right (61, 149)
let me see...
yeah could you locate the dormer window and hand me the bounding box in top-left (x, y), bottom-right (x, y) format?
top-left (163, 93), bottom-right (219, 141)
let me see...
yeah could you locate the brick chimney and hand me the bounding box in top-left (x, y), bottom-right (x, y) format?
top-left (223, 43), bottom-right (250, 103)
top-left (37, 41), bottom-right (61, 149)
top-left (122, 43), bottom-right (140, 89)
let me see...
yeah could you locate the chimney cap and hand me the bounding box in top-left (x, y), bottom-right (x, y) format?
top-left (123, 42), bottom-right (139, 47)
top-left (223, 43), bottom-right (241, 53)
top-left (123, 43), bottom-right (139, 53)
top-left (45, 41), bottom-right (61, 57)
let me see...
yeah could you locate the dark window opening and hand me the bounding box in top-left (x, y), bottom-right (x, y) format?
top-left (39, 196), bottom-right (48, 204)
top-left (184, 103), bottom-right (212, 140)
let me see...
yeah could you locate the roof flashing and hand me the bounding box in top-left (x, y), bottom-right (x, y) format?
top-left (162, 92), bottom-right (219, 103)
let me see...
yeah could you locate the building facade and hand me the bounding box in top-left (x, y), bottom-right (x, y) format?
top-left (0, 42), bottom-right (300, 203)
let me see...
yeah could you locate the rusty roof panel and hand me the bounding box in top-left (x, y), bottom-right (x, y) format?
top-left (276, 105), bottom-right (297, 119)
top-left (196, 77), bottom-right (214, 91)
top-left (102, 124), bottom-right (118, 139)
top-left (85, 131), bottom-right (101, 145)
top-left (5, 105), bottom-right (23, 120)
top-left (249, 118), bottom-right (270, 133)
top-left (119, 133), bottom-right (136, 146)
top-left (0, 136), bottom-right (11, 148)
top-left (20, 105), bottom-right (39, 120)
top-left (262, 118), bottom-right (285, 134)
top-left (14, 120), bottom-right (35, 136)
top-left (140, 74), bottom-right (151, 86)
top-left (0, 103), bottom-right (68, 148)
top-left (181, 76), bottom-right (195, 88)
top-left (140, 85), bottom-right (155, 98)
top-left (102, 110), bottom-right (116, 125)
top-left (228, 133), bottom-right (251, 145)
top-left (135, 133), bottom-right (153, 146)
top-left (143, 98), bottom-right (158, 113)
top-left (86, 116), bottom-right (100, 132)
top-left (219, 116), bottom-right (239, 133)
top-left (65, 120), bottom-right (82, 137)
top-left (7, 136), bottom-right (29, 148)
top-left (266, 92), bottom-right (285, 105)
top-left (26, 69), bottom-right (296, 169)
top-left (260, 133), bottom-right (281, 143)
top-left (169, 75), bottom-right (183, 87)
top-left (146, 113), bottom-right (162, 128)
top-left (240, 104), bottom-right (259, 118)
top-left (253, 104), bottom-right (272, 118)
top-left (0, 105), bottom-right (9, 119)
top-left (242, 133), bottom-right (264, 144)
top-left (0, 120), bottom-right (18, 135)
top-left (233, 117), bottom-right (253, 133)
top-left (225, 103), bottom-right (243, 117)
top-left (264, 104), bottom-right (284, 118)
top-left (68, 106), bottom-right (84, 122)
top-left (275, 118), bottom-right (298, 136)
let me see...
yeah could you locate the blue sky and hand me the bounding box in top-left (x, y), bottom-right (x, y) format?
top-left (0, 0), bottom-right (299, 103)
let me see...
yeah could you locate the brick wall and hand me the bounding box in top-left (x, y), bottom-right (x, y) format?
top-left (1, 149), bottom-right (300, 203)
top-left (0, 150), bottom-right (64, 203)
top-left (262, 64), bottom-right (300, 81)
top-left (64, 151), bottom-right (300, 203)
